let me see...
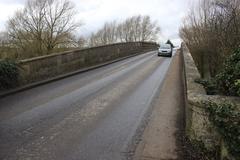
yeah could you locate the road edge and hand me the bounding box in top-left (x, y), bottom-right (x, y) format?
top-left (133, 50), bottom-right (186, 160)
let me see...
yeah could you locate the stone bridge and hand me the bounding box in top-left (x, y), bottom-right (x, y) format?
top-left (0, 42), bottom-right (239, 160)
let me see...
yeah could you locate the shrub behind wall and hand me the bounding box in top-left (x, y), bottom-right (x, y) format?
top-left (216, 48), bottom-right (240, 96)
top-left (0, 60), bottom-right (19, 89)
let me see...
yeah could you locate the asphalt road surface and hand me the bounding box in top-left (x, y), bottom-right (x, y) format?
top-left (0, 50), bottom-right (174, 160)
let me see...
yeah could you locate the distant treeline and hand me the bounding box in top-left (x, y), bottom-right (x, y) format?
top-left (87, 15), bottom-right (160, 47)
top-left (0, 0), bottom-right (161, 60)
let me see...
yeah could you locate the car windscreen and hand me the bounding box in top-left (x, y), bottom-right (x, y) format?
top-left (160, 45), bottom-right (171, 49)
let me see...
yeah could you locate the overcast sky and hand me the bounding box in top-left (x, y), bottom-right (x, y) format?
top-left (0, 0), bottom-right (195, 45)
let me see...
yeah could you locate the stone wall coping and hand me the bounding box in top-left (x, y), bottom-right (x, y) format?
top-left (188, 92), bottom-right (240, 109)
top-left (19, 41), bottom-right (157, 63)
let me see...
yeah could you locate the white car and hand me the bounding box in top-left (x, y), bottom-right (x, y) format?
top-left (158, 44), bottom-right (172, 57)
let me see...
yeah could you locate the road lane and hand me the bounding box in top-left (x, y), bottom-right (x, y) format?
top-left (0, 50), bottom-right (173, 160)
top-left (68, 59), bottom-right (171, 160)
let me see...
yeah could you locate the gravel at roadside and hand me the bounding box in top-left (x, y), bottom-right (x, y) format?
top-left (133, 51), bottom-right (186, 160)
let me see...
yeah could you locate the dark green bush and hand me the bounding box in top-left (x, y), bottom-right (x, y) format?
top-left (205, 101), bottom-right (240, 159)
top-left (186, 138), bottom-right (220, 160)
top-left (215, 48), bottom-right (240, 96)
top-left (0, 60), bottom-right (19, 89)
top-left (195, 78), bottom-right (218, 95)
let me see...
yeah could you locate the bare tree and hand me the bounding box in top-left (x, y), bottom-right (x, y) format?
top-left (140, 15), bottom-right (160, 41)
top-left (0, 31), bottom-right (16, 59)
top-left (180, 0), bottom-right (240, 77)
top-left (121, 17), bottom-right (135, 42)
top-left (116, 15), bottom-right (160, 42)
top-left (7, 0), bottom-right (81, 58)
top-left (132, 15), bottom-right (142, 41)
top-left (89, 15), bottom-right (161, 47)
top-left (116, 23), bottom-right (124, 42)
top-left (0, 32), bottom-right (9, 47)
top-left (77, 36), bottom-right (87, 48)
top-left (88, 21), bottom-right (118, 46)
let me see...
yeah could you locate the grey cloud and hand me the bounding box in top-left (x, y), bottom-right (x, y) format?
top-left (0, 0), bottom-right (191, 45)
top-left (0, 0), bottom-right (25, 5)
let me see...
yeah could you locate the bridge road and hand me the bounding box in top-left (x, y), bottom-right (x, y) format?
top-left (0, 50), bottom-right (175, 160)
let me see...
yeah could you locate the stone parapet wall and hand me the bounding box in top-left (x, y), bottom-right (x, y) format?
top-left (181, 43), bottom-right (240, 160)
top-left (18, 42), bottom-right (158, 85)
